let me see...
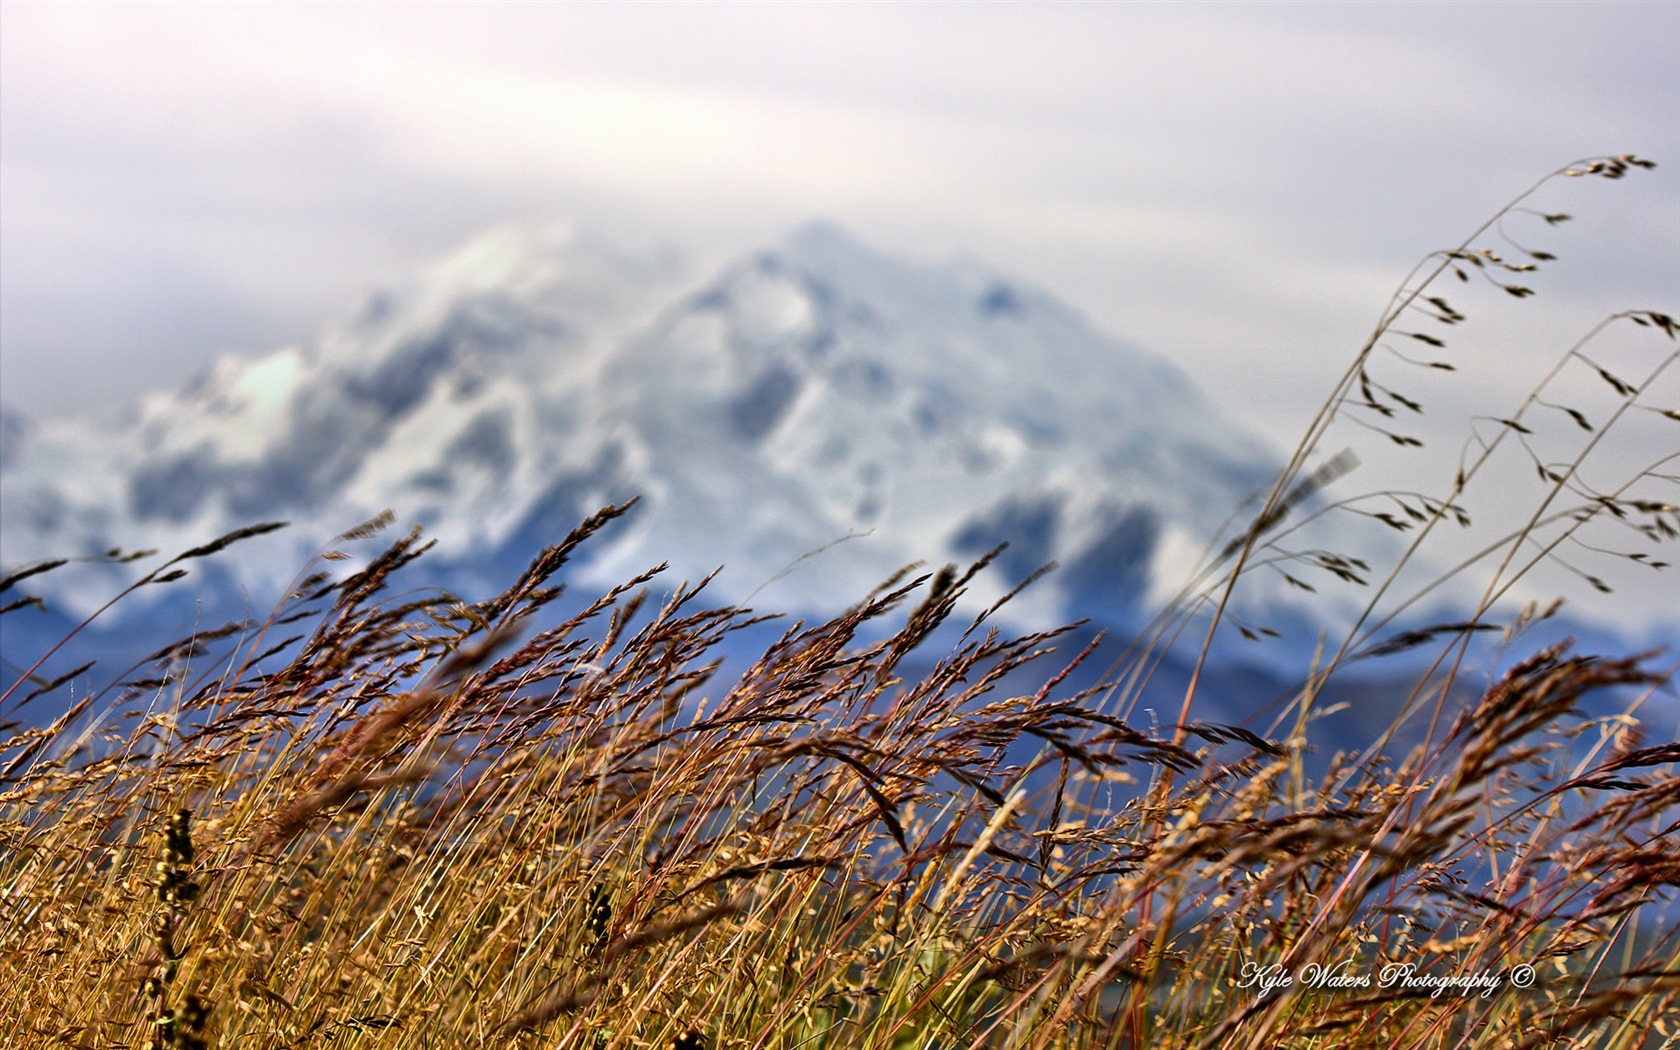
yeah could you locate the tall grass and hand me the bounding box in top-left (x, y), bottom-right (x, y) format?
top-left (2, 156), bottom-right (1676, 1049)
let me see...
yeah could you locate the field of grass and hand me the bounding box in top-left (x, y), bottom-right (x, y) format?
top-left (3, 156), bottom-right (1676, 1049)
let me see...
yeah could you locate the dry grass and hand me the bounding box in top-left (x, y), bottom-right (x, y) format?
top-left (2, 156), bottom-right (1676, 1049)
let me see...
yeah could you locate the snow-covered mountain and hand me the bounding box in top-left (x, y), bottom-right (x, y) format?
top-left (1, 220), bottom-right (1279, 632)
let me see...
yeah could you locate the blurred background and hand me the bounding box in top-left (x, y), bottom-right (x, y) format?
top-left (2, 3), bottom-right (1677, 667)
top-left (4, 2), bottom-right (1675, 442)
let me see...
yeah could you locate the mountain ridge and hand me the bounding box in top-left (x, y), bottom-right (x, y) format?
top-left (1, 219), bottom-right (1281, 635)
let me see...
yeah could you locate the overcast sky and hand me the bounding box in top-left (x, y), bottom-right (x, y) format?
top-left (3, 0), bottom-right (1676, 460)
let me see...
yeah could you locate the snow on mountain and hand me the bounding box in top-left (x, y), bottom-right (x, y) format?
top-left (2, 221), bottom-right (683, 606)
top-left (0, 220), bottom-right (1280, 632)
top-left (585, 221), bottom-right (1278, 619)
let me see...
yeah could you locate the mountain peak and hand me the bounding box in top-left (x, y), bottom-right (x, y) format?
top-left (785, 217), bottom-right (858, 249)
top-left (2, 220), bottom-right (1277, 631)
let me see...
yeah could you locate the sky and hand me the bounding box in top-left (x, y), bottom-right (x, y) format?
top-left (2, 2), bottom-right (1676, 458)
top-left (1, 0), bottom-right (1678, 643)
